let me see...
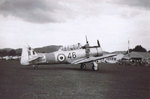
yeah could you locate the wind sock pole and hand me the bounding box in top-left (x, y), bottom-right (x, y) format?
top-left (128, 40), bottom-right (130, 57)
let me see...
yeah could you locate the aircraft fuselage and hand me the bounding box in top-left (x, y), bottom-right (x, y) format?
top-left (21, 47), bottom-right (103, 65)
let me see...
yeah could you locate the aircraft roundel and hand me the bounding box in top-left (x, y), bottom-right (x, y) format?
top-left (57, 54), bottom-right (66, 62)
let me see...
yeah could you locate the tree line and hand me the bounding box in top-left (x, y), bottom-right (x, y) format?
top-left (0, 49), bottom-right (21, 57)
top-left (0, 45), bottom-right (61, 57)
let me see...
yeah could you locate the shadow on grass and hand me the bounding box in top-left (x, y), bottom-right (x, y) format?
top-left (20, 65), bottom-right (105, 73)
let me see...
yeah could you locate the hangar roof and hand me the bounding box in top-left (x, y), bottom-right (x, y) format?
top-left (123, 52), bottom-right (150, 59)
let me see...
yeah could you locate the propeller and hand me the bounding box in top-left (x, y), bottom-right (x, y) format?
top-left (83, 36), bottom-right (101, 58)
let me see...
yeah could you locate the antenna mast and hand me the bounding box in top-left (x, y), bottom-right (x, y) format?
top-left (128, 40), bottom-right (130, 57)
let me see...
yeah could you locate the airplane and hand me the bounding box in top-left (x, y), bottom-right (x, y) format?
top-left (20, 37), bottom-right (116, 71)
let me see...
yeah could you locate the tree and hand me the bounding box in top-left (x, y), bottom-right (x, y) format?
top-left (0, 50), bottom-right (8, 56)
top-left (8, 50), bottom-right (16, 56)
top-left (132, 45), bottom-right (147, 52)
top-left (126, 45), bottom-right (147, 53)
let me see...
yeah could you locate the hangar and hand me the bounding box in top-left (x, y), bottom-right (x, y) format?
top-left (122, 52), bottom-right (150, 66)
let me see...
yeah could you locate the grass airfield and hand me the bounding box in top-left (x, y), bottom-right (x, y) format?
top-left (0, 60), bottom-right (150, 99)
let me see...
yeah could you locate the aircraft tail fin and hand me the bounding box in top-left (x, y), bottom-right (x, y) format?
top-left (20, 45), bottom-right (37, 65)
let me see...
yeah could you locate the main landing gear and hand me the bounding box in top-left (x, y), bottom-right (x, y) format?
top-left (92, 61), bottom-right (99, 71)
top-left (80, 63), bottom-right (86, 70)
top-left (80, 62), bottom-right (99, 71)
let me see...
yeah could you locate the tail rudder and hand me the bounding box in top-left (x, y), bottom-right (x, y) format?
top-left (20, 45), bottom-right (37, 65)
top-left (20, 46), bottom-right (29, 65)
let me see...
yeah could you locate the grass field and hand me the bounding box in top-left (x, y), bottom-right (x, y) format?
top-left (0, 60), bottom-right (150, 99)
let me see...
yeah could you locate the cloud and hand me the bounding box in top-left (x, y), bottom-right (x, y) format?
top-left (0, 0), bottom-right (117, 24)
top-left (114, 0), bottom-right (150, 10)
top-left (0, 0), bottom-right (69, 23)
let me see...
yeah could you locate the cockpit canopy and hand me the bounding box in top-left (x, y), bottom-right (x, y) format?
top-left (59, 43), bottom-right (82, 51)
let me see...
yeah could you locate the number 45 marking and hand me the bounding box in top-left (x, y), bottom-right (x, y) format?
top-left (68, 52), bottom-right (76, 59)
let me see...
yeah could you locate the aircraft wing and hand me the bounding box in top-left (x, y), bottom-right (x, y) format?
top-left (71, 54), bottom-right (116, 64)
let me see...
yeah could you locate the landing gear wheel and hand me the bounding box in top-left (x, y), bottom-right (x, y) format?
top-left (80, 64), bottom-right (86, 70)
top-left (92, 65), bottom-right (99, 71)
top-left (92, 62), bottom-right (99, 71)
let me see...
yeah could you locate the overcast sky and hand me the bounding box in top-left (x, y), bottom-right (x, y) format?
top-left (0, 0), bottom-right (150, 51)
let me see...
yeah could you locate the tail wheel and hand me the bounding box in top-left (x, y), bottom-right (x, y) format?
top-left (33, 65), bottom-right (38, 69)
top-left (80, 63), bottom-right (86, 70)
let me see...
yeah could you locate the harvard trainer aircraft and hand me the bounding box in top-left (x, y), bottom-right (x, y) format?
top-left (20, 37), bottom-right (116, 71)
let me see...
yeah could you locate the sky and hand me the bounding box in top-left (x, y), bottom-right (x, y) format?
top-left (0, 0), bottom-right (150, 52)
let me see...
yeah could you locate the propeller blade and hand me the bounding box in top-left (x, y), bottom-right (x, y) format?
top-left (85, 35), bottom-right (88, 43)
top-left (97, 40), bottom-right (100, 47)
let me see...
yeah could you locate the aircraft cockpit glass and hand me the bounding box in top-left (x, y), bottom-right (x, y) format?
top-left (59, 43), bottom-right (82, 51)
top-left (33, 51), bottom-right (35, 55)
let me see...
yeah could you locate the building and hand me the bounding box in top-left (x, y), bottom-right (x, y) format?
top-left (122, 52), bottom-right (150, 66)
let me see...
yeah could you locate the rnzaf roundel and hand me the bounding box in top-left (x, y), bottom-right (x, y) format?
top-left (57, 54), bottom-right (66, 62)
